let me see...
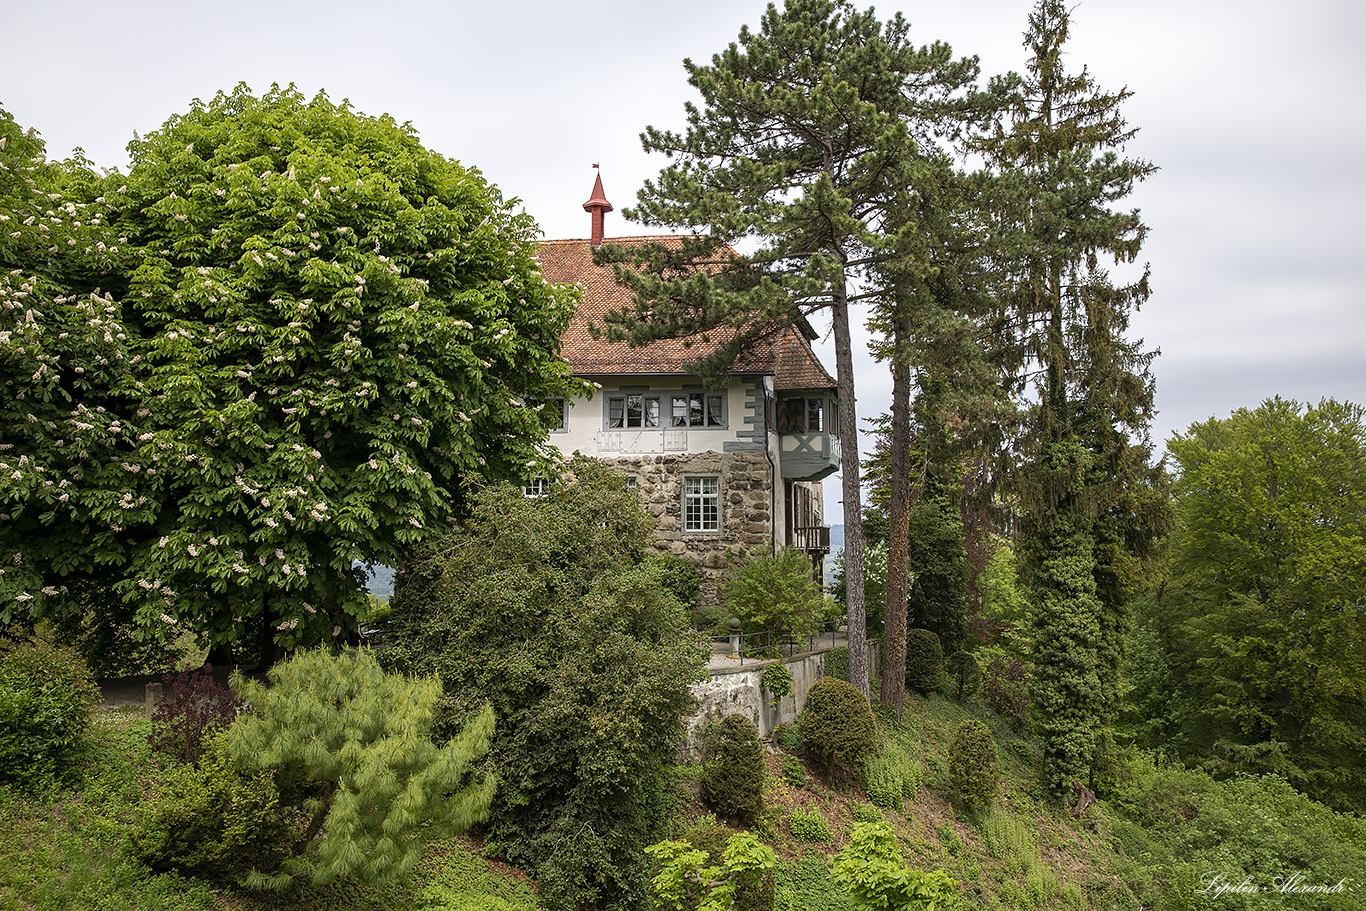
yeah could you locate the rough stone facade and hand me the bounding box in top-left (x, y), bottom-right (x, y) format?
top-left (601, 450), bottom-right (774, 602)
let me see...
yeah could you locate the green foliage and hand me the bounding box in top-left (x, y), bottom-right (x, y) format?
top-left (823, 646), bottom-right (851, 683)
top-left (905, 498), bottom-right (968, 657)
top-left (410, 839), bottom-right (543, 911)
top-left (904, 629), bottom-right (944, 694)
top-left (1163, 398), bottom-right (1366, 812)
top-left (832, 819), bottom-right (960, 911)
top-left (1025, 500), bottom-right (1101, 797)
top-left (228, 647), bottom-right (495, 889)
top-left (762, 663), bottom-right (795, 700)
top-left (383, 457), bottom-right (708, 911)
top-left (1106, 753), bottom-right (1366, 911)
top-left (647, 831), bottom-right (777, 911)
top-left (776, 722), bottom-right (804, 754)
top-left (648, 553), bottom-right (703, 615)
top-left (126, 732), bottom-right (292, 881)
top-left (780, 754), bottom-right (808, 789)
top-left (787, 807), bottom-right (832, 843)
top-left (0, 639), bottom-right (99, 786)
top-left (1, 86), bottom-right (583, 658)
top-left (861, 741), bottom-right (921, 812)
top-left (979, 650), bottom-right (1031, 729)
top-left (722, 548), bottom-right (829, 643)
top-left (701, 714), bottom-right (766, 826)
top-left (949, 720), bottom-right (999, 810)
top-left (802, 676), bottom-right (877, 778)
top-left (775, 855), bottom-right (852, 911)
top-left (946, 651), bottom-right (979, 701)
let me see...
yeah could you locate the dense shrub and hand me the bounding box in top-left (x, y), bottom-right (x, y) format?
top-left (383, 458), bottom-right (708, 911)
top-left (775, 722), bottom-right (803, 754)
top-left (904, 629), bottom-right (944, 694)
top-left (126, 733), bottom-right (292, 881)
top-left (721, 547), bottom-right (828, 643)
top-left (982, 654), bottom-right (1031, 727)
top-left (949, 719), bottom-right (999, 810)
top-left (149, 665), bottom-right (238, 767)
top-left (948, 650), bottom-right (981, 701)
top-left (780, 754), bottom-right (807, 789)
top-left (648, 553), bottom-right (702, 615)
top-left (702, 713), bottom-right (766, 826)
top-left (0, 640), bottom-right (100, 786)
top-left (788, 807), bottom-right (832, 843)
top-left (822, 646), bottom-right (850, 682)
top-left (801, 676), bottom-right (877, 778)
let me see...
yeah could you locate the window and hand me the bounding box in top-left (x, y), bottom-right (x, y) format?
top-left (776, 397), bottom-right (824, 433)
top-left (684, 476), bottom-right (720, 532)
top-left (607, 393), bottom-right (661, 429)
top-left (541, 398), bottom-right (568, 432)
top-left (523, 476), bottom-right (549, 498)
top-left (671, 392), bottom-right (725, 428)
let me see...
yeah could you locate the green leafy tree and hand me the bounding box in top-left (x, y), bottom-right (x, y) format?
top-left (832, 819), bottom-right (960, 910)
top-left (647, 831), bottom-right (777, 911)
top-left (976, 0), bottom-right (1161, 797)
top-left (1162, 398), bottom-right (1366, 813)
top-left (0, 107), bottom-right (143, 649)
top-left (599, 0), bottom-right (981, 703)
top-left (1, 87), bottom-right (582, 663)
top-left (225, 647), bottom-right (494, 889)
top-left (722, 547), bottom-right (829, 643)
top-left (382, 457), bottom-right (709, 911)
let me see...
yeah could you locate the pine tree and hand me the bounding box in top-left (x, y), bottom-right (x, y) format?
top-left (600, 0), bottom-right (979, 701)
top-left (227, 647), bottom-right (495, 889)
top-left (977, 0), bottom-right (1160, 796)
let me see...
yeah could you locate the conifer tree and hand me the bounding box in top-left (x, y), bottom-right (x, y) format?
top-left (228, 647), bottom-right (495, 889)
top-left (977, 0), bottom-right (1160, 796)
top-left (599, 0), bottom-right (979, 701)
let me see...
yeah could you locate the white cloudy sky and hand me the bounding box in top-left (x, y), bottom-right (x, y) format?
top-left (4, 0), bottom-right (1363, 510)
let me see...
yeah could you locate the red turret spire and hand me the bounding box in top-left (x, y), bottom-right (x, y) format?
top-left (582, 171), bottom-right (613, 246)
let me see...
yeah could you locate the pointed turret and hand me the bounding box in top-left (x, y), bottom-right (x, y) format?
top-left (582, 171), bottom-right (613, 245)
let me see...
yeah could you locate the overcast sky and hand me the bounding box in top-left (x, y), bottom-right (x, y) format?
top-left (4, 0), bottom-right (1363, 512)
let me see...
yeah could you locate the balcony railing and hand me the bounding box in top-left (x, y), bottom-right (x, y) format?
top-left (792, 524), bottom-right (830, 554)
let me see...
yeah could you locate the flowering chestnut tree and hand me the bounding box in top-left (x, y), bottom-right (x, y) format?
top-left (0, 88), bottom-right (583, 662)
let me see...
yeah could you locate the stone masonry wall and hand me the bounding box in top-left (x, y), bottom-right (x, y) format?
top-left (602, 450), bottom-right (773, 603)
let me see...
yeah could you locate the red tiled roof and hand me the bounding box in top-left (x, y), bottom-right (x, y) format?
top-left (535, 236), bottom-right (836, 390)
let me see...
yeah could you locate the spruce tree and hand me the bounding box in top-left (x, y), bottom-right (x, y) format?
top-left (600, 0), bottom-right (978, 701)
top-left (977, 0), bottom-right (1160, 796)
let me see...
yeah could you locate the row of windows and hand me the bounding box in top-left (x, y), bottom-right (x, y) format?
top-left (542, 394), bottom-right (832, 434)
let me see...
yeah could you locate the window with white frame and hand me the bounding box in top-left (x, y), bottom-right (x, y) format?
top-left (607, 393), bottom-right (662, 429)
top-left (775, 397), bottom-right (825, 433)
top-left (523, 476), bottom-right (550, 498)
top-left (683, 476), bottom-right (720, 532)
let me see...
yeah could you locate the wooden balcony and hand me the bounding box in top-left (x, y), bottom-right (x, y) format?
top-left (792, 524), bottom-right (831, 554)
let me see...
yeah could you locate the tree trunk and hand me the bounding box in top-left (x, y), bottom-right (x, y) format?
top-left (831, 283), bottom-right (869, 702)
top-left (879, 320), bottom-right (913, 716)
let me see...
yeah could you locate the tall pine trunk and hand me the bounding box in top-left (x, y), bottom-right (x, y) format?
top-left (879, 318), bottom-right (913, 715)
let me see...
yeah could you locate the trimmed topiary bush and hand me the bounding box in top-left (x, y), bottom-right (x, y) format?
top-left (701, 713), bottom-right (766, 826)
top-left (905, 629), bottom-right (944, 694)
top-left (949, 719), bottom-right (999, 810)
top-left (0, 639), bottom-right (100, 787)
top-left (800, 676), bottom-right (876, 779)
